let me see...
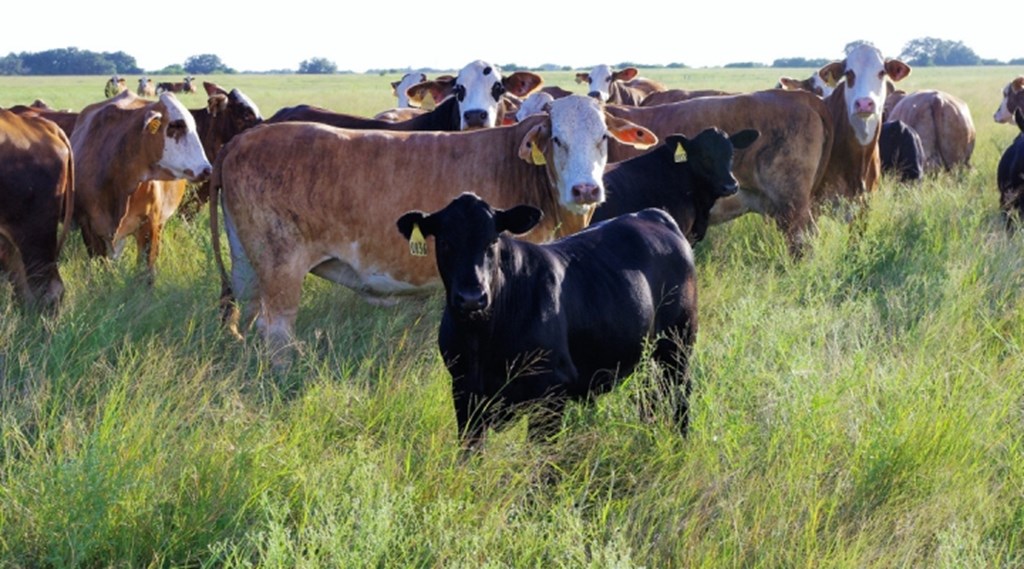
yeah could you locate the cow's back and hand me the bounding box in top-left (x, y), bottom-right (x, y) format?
top-left (888, 90), bottom-right (975, 171)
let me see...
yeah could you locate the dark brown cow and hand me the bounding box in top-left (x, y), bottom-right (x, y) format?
top-left (71, 91), bottom-right (211, 280)
top-left (604, 89), bottom-right (834, 249)
top-left (886, 90), bottom-right (974, 172)
top-left (156, 76), bottom-right (196, 95)
top-left (210, 96), bottom-right (657, 361)
top-left (0, 109), bottom-right (74, 310)
top-left (994, 76), bottom-right (1024, 124)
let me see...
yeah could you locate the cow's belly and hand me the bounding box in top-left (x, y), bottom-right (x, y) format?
top-left (310, 258), bottom-right (439, 305)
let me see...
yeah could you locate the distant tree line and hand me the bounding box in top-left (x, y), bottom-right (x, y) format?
top-left (0, 39), bottom-right (1019, 76)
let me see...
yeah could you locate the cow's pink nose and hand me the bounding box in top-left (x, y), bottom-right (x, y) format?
top-left (572, 184), bottom-right (602, 204)
top-left (855, 98), bottom-right (876, 114)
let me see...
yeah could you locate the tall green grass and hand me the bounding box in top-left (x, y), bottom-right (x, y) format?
top-left (2, 67), bottom-right (1024, 566)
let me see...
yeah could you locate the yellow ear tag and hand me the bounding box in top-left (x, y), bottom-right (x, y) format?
top-left (674, 142), bottom-right (687, 163)
top-left (147, 118), bottom-right (161, 134)
top-left (530, 142), bottom-right (546, 165)
top-left (409, 224), bottom-right (427, 257)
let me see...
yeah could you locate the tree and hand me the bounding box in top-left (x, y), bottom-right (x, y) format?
top-left (103, 51), bottom-right (142, 74)
top-left (184, 54), bottom-right (233, 74)
top-left (899, 37), bottom-right (981, 66)
top-left (772, 57), bottom-right (830, 68)
top-left (298, 57), bottom-right (337, 74)
top-left (0, 52), bottom-right (24, 75)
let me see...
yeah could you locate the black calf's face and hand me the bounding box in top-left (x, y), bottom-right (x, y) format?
top-left (675, 127), bottom-right (759, 198)
top-left (397, 193), bottom-right (542, 317)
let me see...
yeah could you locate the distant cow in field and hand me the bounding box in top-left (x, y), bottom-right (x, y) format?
top-left (0, 109), bottom-right (75, 311)
top-left (104, 75), bottom-right (127, 98)
top-left (397, 193), bottom-right (697, 448)
top-left (878, 120), bottom-right (925, 183)
top-left (137, 77), bottom-right (156, 97)
top-left (594, 127), bottom-right (760, 243)
top-left (994, 76), bottom-right (1024, 124)
top-left (997, 108), bottom-right (1024, 227)
top-left (156, 76), bottom-right (197, 95)
top-left (576, 65), bottom-right (666, 105)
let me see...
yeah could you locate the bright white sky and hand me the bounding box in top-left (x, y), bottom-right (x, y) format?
top-left (2, 1), bottom-right (1018, 73)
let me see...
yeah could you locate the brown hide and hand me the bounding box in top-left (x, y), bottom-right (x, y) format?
top-left (0, 109), bottom-right (75, 310)
top-left (887, 90), bottom-right (975, 172)
top-left (113, 179), bottom-right (186, 280)
top-left (640, 89), bottom-right (733, 107)
top-left (817, 83), bottom-right (882, 201)
top-left (604, 90), bottom-right (834, 247)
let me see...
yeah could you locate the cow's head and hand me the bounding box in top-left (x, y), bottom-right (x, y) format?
top-left (514, 91), bottom-right (555, 123)
top-left (819, 44), bottom-right (911, 146)
top-left (205, 83), bottom-right (263, 143)
top-left (517, 95), bottom-right (657, 213)
top-left (777, 73), bottom-right (835, 99)
top-left (995, 76), bottom-right (1024, 124)
top-left (673, 127), bottom-right (760, 200)
top-left (397, 193), bottom-right (541, 317)
top-left (149, 93), bottom-right (212, 182)
top-left (408, 60), bottom-right (543, 129)
top-left (576, 65), bottom-right (638, 103)
top-left (392, 72), bottom-right (428, 108)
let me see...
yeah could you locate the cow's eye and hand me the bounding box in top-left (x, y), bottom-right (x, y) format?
top-left (454, 85), bottom-right (466, 102)
top-left (551, 136), bottom-right (563, 148)
top-left (491, 82), bottom-right (505, 101)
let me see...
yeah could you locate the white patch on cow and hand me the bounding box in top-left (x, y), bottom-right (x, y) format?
top-left (811, 74), bottom-right (835, 99)
top-left (843, 44), bottom-right (889, 146)
top-left (231, 89), bottom-right (263, 120)
top-left (455, 60), bottom-right (505, 129)
top-left (547, 96), bottom-right (610, 214)
top-left (310, 242), bottom-right (439, 301)
top-left (157, 93), bottom-right (211, 180)
top-left (585, 64), bottom-right (615, 102)
top-left (395, 72), bottom-right (427, 108)
top-left (515, 92), bottom-right (554, 122)
top-left (995, 83), bottom-right (1014, 123)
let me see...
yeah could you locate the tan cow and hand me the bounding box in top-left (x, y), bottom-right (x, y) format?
top-left (104, 75), bottom-right (128, 98)
top-left (0, 109), bottom-right (75, 311)
top-left (886, 90), bottom-right (975, 172)
top-left (575, 65), bottom-right (667, 105)
top-left (137, 77), bottom-right (156, 97)
top-left (995, 77), bottom-right (1024, 124)
top-left (210, 95), bottom-right (657, 360)
top-left (71, 90), bottom-right (211, 281)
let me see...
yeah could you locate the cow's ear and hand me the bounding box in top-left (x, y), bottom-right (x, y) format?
top-left (818, 61), bottom-right (845, 87)
top-left (729, 129), bottom-right (760, 150)
top-left (777, 77), bottom-right (800, 90)
top-left (1013, 77), bottom-right (1024, 92)
top-left (495, 205), bottom-right (542, 235)
top-left (397, 211), bottom-right (437, 256)
top-left (408, 77), bottom-right (454, 106)
top-left (664, 135), bottom-right (689, 163)
top-left (575, 73), bottom-right (589, 85)
top-left (518, 123), bottom-right (550, 165)
top-left (390, 80), bottom-right (401, 94)
top-left (606, 114), bottom-right (658, 150)
top-left (504, 71), bottom-right (544, 97)
top-left (144, 110), bottom-right (162, 134)
top-left (208, 93), bottom-right (228, 116)
top-left (885, 59), bottom-right (911, 83)
top-left (613, 67), bottom-right (639, 82)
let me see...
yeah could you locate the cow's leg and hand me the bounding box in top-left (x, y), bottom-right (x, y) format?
top-left (527, 393), bottom-right (567, 443)
top-left (134, 219), bottom-right (158, 286)
top-left (771, 194), bottom-right (814, 256)
top-left (258, 271), bottom-right (305, 368)
top-left (652, 320), bottom-right (696, 437)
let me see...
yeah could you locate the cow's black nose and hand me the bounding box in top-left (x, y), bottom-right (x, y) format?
top-left (463, 110), bottom-right (489, 127)
top-left (455, 290), bottom-right (488, 313)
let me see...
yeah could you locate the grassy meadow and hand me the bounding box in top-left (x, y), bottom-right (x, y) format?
top-left (2, 65), bottom-right (1024, 567)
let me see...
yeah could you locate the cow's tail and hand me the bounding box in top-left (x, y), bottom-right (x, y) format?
top-left (208, 145), bottom-right (241, 337)
top-left (0, 226), bottom-right (32, 305)
top-left (54, 128), bottom-right (75, 257)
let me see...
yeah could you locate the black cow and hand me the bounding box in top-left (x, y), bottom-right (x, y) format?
top-left (997, 108), bottom-right (1024, 227)
top-left (879, 120), bottom-right (925, 183)
top-left (397, 193), bottom-right (698, 449)
top-left (593, 127), bottom-right (759, 243)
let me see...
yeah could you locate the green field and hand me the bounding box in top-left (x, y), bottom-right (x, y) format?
top-left (2, 67), bottom-right (1024, 567)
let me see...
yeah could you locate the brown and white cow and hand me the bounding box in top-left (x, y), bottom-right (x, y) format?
top-left (404, 60), bottom-right (543, 129)
top-left (0, 109), bottom-right (75, 311)
top-left (104, 75), bottom-right (128, 99)
top-left (137, 77), bottom-right (156, 97)
top-left (604, 89), bottom-right (834, 249)
top-left (210, 95), bottom-right (657, 359)
top-left (813, 44), bottom-right (912, 201)
top-left (994, 76), bottom-right (1024, 124)
top-left (777, 71), bottom-right (836, 99)
top-left (156, 76), bottom-right (197, 95)
top-left (575, 65), bottom-right (667, 105)
top-left (71, 90), bottom-right (211, 279)
top-left (885, 90), bottom-right (974, 172)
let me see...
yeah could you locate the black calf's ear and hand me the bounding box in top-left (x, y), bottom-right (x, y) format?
top-left (730, 129), bottom-right (760, 150)
top-left (495, 205), bottom-right (543, 235)
top-left (396, 211), bottom-right (428, 240)
top-left (397, 211), bottom-right (434, 257)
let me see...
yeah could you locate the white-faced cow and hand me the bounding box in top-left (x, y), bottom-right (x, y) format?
top-left (998, 108), bottom-right (1024, 227)
top-left (0, 109), bottom-right (75, 311)
top-left (994, 76), bottom-right (1024, 124)
top-left (71, 91), bottom-right (211, 280)
top-left (604, 89), bottom-right (834, 250)
top-left (885, 89), bottom-right (975, 172)
top-left (104, 75), bottom-right (128, 99)
top-left (777, 71), bottom-right (836, 99)
top-left (397, 193), bottom-right (697, 448)
top-left (137, 77), bottom-right (156, 97)
top-left (575, 65), bottom-right (666, 105)
top-left (404, 60), bottom-right (543, 129)
top-left (594, 127), bottom-right (760, 243)
top-left (210, 95), bottom-right (657, 362)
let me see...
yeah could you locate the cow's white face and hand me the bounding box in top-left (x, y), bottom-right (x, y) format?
top-left (394, 72), bottom-right (427, 108)
top-left (231, 88), bottom-right (263, 121)
top-left (156, 93), bottom-right (211, 181)
top-left (546, 96), bottom-right (616, 213)
top-left (585, 64), bottom-right (615, 102)
top-left (839, 44), bottom-right (908, 146)
top-left (515, 91), bottom-right (554, 122)
top-left (994, 78), bottom-right (1023, 123)
top-left (810, 74), bottom-right (835, 99)
top-left (454, 60), bottom-right (507, 129)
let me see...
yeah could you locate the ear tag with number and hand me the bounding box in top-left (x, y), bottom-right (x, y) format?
top-left (674, 142), bottom-right (687, 163)
top-left (409, 224), bottom-right (427, 257)
top-left (147, 118), bottom-right (161, 134)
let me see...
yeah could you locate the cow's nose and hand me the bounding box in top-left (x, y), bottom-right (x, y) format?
top-left (855, 97), bottom-right (876, 115)
top-left (455, 289), bottom-right (488, 313)
top-left (188, 165), bottom-right (212, 182)
top-left (572, 183), bottom-right (602, 205)
top-left (463, 110), bottom-right (489, 127)
top-left (587, 91), bottom-right (602, 100)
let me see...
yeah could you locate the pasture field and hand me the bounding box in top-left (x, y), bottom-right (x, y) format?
top-left (2, 66), bottom-right (1024, 567)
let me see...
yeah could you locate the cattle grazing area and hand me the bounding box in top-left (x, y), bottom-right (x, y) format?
top-left (1, 67), bottom-right (1024, 566)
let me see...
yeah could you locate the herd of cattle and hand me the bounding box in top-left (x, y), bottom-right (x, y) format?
top-left (3, 44), bottom-right (1023, 447)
